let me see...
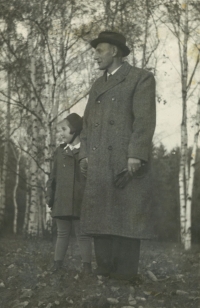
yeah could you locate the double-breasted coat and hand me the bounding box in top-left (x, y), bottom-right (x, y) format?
top-left (46, 144), bottom-right (85, 218)
top-left (79, 61), bottom-right (156, 239)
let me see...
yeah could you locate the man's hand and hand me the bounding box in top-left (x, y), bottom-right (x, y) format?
top-left (80, 158), bottom-right (88, 177)
top-left (127, 158), bottom-right (141, 176)
top-left (46, 203), bottom-right (52, 210)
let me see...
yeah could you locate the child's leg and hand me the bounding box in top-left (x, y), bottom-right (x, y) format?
top-left (73, 220), bottom-right (92, 264)
top-left (54, 218), bottom-right (72, 261)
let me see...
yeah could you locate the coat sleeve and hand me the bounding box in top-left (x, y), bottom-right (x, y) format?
top-left (128, 72), bottom-right (156, 161)
top-left (45, 149), bottom-right (57, 208)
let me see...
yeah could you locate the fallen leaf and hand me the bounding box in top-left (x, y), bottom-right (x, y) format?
top-left (129, 299), bottom-right (137, 305)
top-left (66, 299), bottom-right (73, 304)
top-left (13, 302), bottom-right (29, 308)
top-left (189, 296), bottom-right (200, 300)
top-left (0, 282), bottom-right (5, 288)
top-left (128, 294), bottom-right (135, 301)
top-left (130, 286), bottom-right (135, 295)
top-left (135, 297), bottom-right (146, 301)
top-left (20, 289), bottom-right (33, 299)
top-left (176, 290), bottom-right (189, 295)
top-left (107, 298), bottom-right (119, 304)
top-left (7, 276), bottom-right (14, 281)
top-left (98, 280), bottom-right (103, 285)
top-left (111, 286), bottom-right (119, 292)
top-left (57, 292), bottom-right (65, 297)
top-left (147, 270), bottom-right (158, 282)
top-left (143, 291), bottom-right (151, 296)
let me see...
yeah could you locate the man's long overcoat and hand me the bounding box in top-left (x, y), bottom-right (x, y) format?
top-left (80, 62), bottom-right (156, 239)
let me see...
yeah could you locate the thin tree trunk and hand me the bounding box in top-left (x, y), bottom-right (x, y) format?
top-left (27, 29), bottom-right (39, 236)
top-left (23, 166), bottom-right (30, 234)
top-left (185, 98), bottom-right (200, 250)
top-left (0, 71), bottom-right (11, 228)
top-left (38, 185), bottom-right (43, 237)
top-left (43, 122), bottom-right (52, 232)
top-left (179, 126), bottom-right (187, 244)
top-left (179, 0), bottom-right (189, 244)
top-left (142, 0), bottom-right (149, 68)
top-left (13, 149), bottom-right (21, 234)
top-left (42, 48), bottom-right (52, 232)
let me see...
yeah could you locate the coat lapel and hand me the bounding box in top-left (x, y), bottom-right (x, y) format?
top-left (94, 62), bottom-right (131, 99)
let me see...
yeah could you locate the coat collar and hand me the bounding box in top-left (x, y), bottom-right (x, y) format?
top-left (60, 144), bottom-right (79, 158)
top-left (94, 61), bottom-right (131, 99)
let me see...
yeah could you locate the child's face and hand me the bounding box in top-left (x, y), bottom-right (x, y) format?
top-left (57, 120), bottom-right (74, 144)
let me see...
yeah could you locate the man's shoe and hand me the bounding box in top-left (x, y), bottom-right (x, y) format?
top-left (82, 262), bottom-right (92, 274)
top-left (93, 266), bottom-right (110, 277)
top-left (110, 272), bottom-right (143, 284)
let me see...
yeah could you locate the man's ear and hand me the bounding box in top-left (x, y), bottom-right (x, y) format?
top-left (112, 45), bottom-right (118, 57)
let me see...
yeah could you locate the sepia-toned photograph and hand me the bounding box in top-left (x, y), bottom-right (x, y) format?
top-left (0, 0), bottom-right (200, 307)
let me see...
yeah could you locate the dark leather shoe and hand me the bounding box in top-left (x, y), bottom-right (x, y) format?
top-left (82, 262), bottom-right (92, 274)
top-left (110, 272), bottom-right (143, 284)
top-left (110, 272), bottom-right (132, 280)
top-left (93, 266), bottom-right (110, 277)
top-left (49, 260), bottom-right (66, 273)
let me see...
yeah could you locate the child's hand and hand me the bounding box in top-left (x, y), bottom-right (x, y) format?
top-left (80, 158), bottom-right (88, 177)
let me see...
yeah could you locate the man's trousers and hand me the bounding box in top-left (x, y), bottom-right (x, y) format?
top-left (94, 235), bottom-right (140, 280)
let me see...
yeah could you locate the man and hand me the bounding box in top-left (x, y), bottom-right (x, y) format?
top-left (79, 31), bottom-right (156, 280)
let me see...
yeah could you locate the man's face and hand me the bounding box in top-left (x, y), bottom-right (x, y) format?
top-left (94, 43), bottom-right (114, 70)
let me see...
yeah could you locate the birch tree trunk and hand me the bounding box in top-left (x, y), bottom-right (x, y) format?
top-left (13, 149), bottom-right (21, 234)
top-left (142, 0), bottom-right (149, 69)
top-left (27, 29), bottom-right (39, 236)
top-left (23, 165), bottom-right (30, 234)
top-left (185, 98), bottom-right (200, 250)
top-left (42, 49), bottom-right (52, 232)
top-left (179, 0), bottom-right (189, 244)
top-left (0, 71), bottom-right (11, 228)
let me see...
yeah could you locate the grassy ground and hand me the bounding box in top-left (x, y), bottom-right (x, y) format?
top-left (0, 235), bottom-right (200, 308)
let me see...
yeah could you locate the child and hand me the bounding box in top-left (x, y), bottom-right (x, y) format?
top-left (46, 113), bottom-right (92, 274)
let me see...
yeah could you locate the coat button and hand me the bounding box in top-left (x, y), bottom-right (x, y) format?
top-left (112, 97), bottom-right (115, 101)
top-left (110, 120), bottom-right (114, 125)
top-left (63, 164), bottom-right (65, 167)
top-left (108, 146), bottom-right (113, 150)
top-left (95, 123), bottom-right (99, 127)
top-left (97, 100), bottom-right (101, 104)
top-left (92, 146), bottom-right (97, 151)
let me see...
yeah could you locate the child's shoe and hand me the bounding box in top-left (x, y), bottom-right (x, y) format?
top-left (49, 260), bottom-right (63, 273)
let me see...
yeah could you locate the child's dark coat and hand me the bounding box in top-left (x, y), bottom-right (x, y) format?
top-left (46, 144), bottom-right (85, 218)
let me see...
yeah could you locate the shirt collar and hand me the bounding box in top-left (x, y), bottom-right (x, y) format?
top-left (107, 65), bottom-right (122, 77)
top-left (64, 142), bottom-right (80, 151)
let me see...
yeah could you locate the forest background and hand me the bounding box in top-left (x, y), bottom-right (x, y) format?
top-left (0, 0), bottom-right (200, 248)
